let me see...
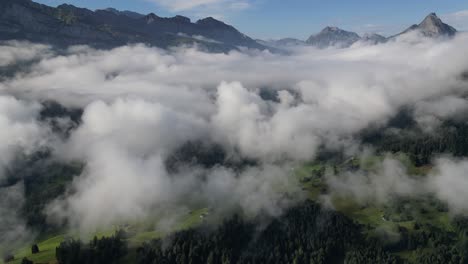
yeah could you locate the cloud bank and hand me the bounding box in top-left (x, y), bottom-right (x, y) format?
top-left (0, 33), bottom-right (468, 234)
top-left (146, 0), bottom-right (251, 18)
top-left (326, 155), bottom-right (468, 218)
top-left (443, 10), bottom-right (468, 31)
top-left (0, 95), bottom-right (46, 182)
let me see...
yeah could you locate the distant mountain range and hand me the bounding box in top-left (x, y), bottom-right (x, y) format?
top-left (0, 1), bottom-right (459, 52)
top-left (0, 0), bottom-right (265, 52)
top-left (306, 26), bottom-right (361, 48)
top-left (256, 38), bottom-right (307, 49)
top-left (260, 13), bottom-right (458, 50)
top-left (361, 33), bottom-right (387, 45)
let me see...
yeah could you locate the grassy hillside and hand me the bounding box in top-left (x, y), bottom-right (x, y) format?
top-left (3, 153), bottom-right (462, 264)
top-left (4, 208), bottom-right (209, 264)
top-left (295, 154), bottom-right (457, 263)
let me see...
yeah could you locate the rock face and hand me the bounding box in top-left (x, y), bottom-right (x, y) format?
top-left (395, 13), bottom-right (457, 38)
top-left (0, 0), bottom-right (265, 51)
top-left (306, 27), bottom-right (361, 48)
top-left (361, 33), bottom-right (387, 44)
top-left (102, 8), bottom-right (144, 19)
top-left (302, 12), bottom-right (458, 49)
top-left (257, 38), bottom-right (306, 48)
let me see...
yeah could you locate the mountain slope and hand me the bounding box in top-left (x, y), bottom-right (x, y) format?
top-left (256, 38), bottom-right (307, 49)
top-left (361, 33), bottom-right (387, 44)
top-left (306, 26), bottom-right (361, 48)
top-left (304, 13), bottom-right (457, 49)
top-left (394, 13), bottom-right (457, 38)
top-left (101, 8), bottom-right (144, 19)
top-left (0, 0), bottom-right (266, 51)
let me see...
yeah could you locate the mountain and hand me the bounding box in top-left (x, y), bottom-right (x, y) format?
top-left (361, 33), bottom-right (387, 44)
top-left (394, 13), bottom-right (457, 38)
top-left (0, 0), bottom-right (266, 52)
top-left (101, 8), bottom-right (144, 19)
top-left (257, 38), bottom-right (307, 48)
top-left (275, 38), bottom-right (307, 47)
top-left (303, 13), bottom-right (457, 49)
top-left (306, 27), bottom-right (361, 48)
top-left (260, 32), bottom-right (387, 50)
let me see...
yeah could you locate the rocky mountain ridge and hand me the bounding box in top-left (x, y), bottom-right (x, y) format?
top-left (0, 0), bottom-right (265, 51)
top-left (260, 13), bottom-right (457, 49)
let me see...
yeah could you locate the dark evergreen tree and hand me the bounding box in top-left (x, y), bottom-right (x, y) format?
top-left (31, 244), bottom-right (39, 254)
top-left (21, 258), bottom-right (33, 264)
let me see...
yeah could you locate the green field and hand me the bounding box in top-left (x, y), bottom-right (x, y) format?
top-left (4, 153), bottom-right (455, 264)
top-left (294, 154), bottom-right (456, 263)
top-left (4, 208), bottom-right (209, 264)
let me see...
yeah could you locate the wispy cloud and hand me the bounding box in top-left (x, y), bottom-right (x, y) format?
top-left (442, 10), bottom-right (468, 31)
top-left (146, 0), bottom-right (251, 12)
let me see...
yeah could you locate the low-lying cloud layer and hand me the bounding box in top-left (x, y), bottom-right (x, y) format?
top-left (0, 41), bottom-right (50, 67)
top-left (326, 155), bottom-right (468, 218)
top-left (0, 33), bottom-right (468, 238)
top-left (0, 95), bottom-right (45, 182)
top-left (0, 183), bottom-right (34, 255)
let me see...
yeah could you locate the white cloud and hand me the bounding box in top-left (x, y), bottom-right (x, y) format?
top-left (2, 33), bottom-right (468, 231)
top-left (443, 10), bottom-right (468, 31)
top-left (0, 95), bottom-right (45, 252)
top-left (414, 96), bottom-right (468, 131)
top-left (149, 0), bottom-right (220, 11)
top-left (0, 96), bottom-right (46, 182)
top-left (326, 157), bottom-right (421, 204)
top-left (428, 158), bottom-right (468, 213)
top-left (326, 155), bottom-right (468, 216)
top-left (229, 2), bottom-right (250, 10)
top-left (147, 0), bottom-right (251, 13)
top-left (0, 41), bottom-right (51, 67)
top-left (47, 97), bottom-right (302, 231)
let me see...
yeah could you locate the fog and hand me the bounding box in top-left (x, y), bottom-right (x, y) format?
top-left (1, 33), bottom-right (468, 238)
top-left (0, 95), bottom-right (46, 182)
top-left (429, 157), bottom-right (468, 213)
top-left (0, 41), bottom-right (50, 67)
top-left (326, 156), bottom-right (421, 205)
top-left (325, 154), bottom-right (468, 220)
top-left (0, 184), bottom-right (34, 256)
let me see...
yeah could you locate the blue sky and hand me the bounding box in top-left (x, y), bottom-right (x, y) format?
top-left (35, 0), bottom-right (468, 39)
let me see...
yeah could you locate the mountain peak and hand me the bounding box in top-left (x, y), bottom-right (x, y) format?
top-left (146, 13), bottom-right (159, 18)
top-left (197, 17), bottom-right (224, 26)
top-left (420, 12), bottom-right (443, 26)
top-left (427, 12), bottom-right (438, 19)
top-left (419, 12), bottom-right (456, 37)
top-left (172, 15), bottom-right (191, 23)
top-left (322, 26), bottom-right (340, 32)
top-left (104, 7), bottom-right (119, 14)
top-left (56, 3), bottom-right (79, 10)
top-left (196, 17), bottom-right (236, 31)
top-left (144, 13), bottom-right (161, 24)
top-left (307, 27), bottom-right (361, 48)
top-left (100, 8), bottom-right (144, 19)
top-left (397, 12), bottom-right (457, 38)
